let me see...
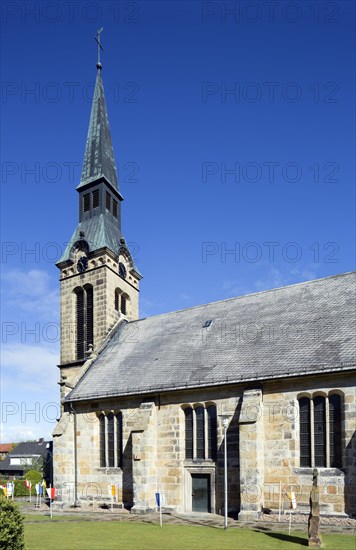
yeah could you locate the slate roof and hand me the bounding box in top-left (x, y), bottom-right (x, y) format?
top-left (67, 271), bottom-right (356, 402)
top-left (78, 69), bottom-right (119, 190)
top-left (0, 440), bottom-right (51, 472)
top-left (57, 214), bottom-right (122, 264)
top-left (8, 440), bottom-right (51, 457)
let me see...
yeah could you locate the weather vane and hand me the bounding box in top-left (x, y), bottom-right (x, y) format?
top-left (95, 27), bottom-right (104, 69)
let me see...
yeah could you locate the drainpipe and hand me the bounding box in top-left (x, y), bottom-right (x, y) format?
top-left (69, 403), bottom-right (78, 506)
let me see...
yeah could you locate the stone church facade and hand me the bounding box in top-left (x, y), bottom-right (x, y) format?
top-left (53, 59), bottom-right (356, 519)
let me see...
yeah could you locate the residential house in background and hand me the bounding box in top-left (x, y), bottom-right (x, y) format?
top-left (0, 439), bottom-right (53, 481)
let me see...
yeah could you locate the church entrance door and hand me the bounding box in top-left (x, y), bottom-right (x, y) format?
top-left (191, 474), bottom-right (210, 512)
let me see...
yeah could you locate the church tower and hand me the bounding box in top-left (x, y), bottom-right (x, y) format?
top-left (56, 39), bottom-right (142, 400)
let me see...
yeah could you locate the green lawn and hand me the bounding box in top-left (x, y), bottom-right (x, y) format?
top-left (24, 520), bottom-right (355, 550)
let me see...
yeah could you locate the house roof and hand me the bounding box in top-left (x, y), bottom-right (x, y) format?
top-left (9, 440), bottom-right (51, 457)
top-left (0, 440), bottom-right (51, 472)
top-left (0, 444), bottom-right (13, 453)
top-left (67, 271), bottom-right (356, 402)
top-left (0, 457), bottom-right (20, 472)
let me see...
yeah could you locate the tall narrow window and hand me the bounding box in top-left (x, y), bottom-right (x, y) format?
top-left (121, 295), bottom-right (127, 315)
top-left (196, 407), bottom-right (205, 459)
top-left (116, 413), bottom-right (123, 467)
top-left (99, 412), bottom-right (123, 469)
top-left (86, 285), bottom-right (94, 352)
top-left (75, 285), bottom-right (94, 360)
top-left (83, 193), bottom-right (90, 212)
top-left (107, 413), bottom-right (115, 467)
top-left (115, 289), bottom-right (120, 311)
top-left (106, 192), bottom-right (111, 211)
top-left (298, 395), bottom-right (341, 468)
top-left (75, 288), bottom-right (84, 359)
top-left (92, 189), bottom-right (99, 208)
top-left (99, 415), bottom-right (106, 467)
top-left (207, 405), bottom-right (217, 460)
top-left (184, 408), bottom-right (193, 460)
top-left (184, 405), bottom-right (218, 461)
top-left (314, 396), bottom-right (326, 467)
top-left (329, 394), bottom-right (342, 467)
top-left (299, 397), bottom-right (311, 467)
top-left (113, 199), bottom-right (118, 218)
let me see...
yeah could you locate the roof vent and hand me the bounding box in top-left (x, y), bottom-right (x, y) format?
top-left (202, 320), bottom-right (213, 328)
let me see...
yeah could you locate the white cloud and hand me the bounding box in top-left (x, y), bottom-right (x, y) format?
top-left (1, 269), bottom-right (59, 318)
top-left (1, 343), bottom-right (60, 442)
top-left (0, 424), bottom-right (53, 443)
top-left (253, 265), bottom-right (318, 292)
top-left (1, 343), bottom-right (59, 393)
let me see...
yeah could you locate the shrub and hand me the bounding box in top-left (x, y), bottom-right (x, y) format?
top-left (0, 496), bottom-right (25, 550)
top-left (14, 470), bottom-right (42, 497)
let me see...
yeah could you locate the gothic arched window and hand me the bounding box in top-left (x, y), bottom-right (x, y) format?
top-left (207, 405), bottom-right (217, 461)
top-left (99, 414), bottom-right (106, 467)
top-left (298, 394), bottom-right (342, 468)
top-left (99, 412), bottom-right (123, 468)
top-left (184, 408), bottom-right (193, 460)
top-left (184, 404), bottom-right (217, 461)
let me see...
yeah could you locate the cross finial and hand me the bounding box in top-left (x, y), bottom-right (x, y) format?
top-left (95, 27), bottom-right (104, 70)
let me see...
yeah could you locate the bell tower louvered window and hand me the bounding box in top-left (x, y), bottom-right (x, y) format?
top-left (75, 288), bottom-right (85, 360)
top-left (113, 199), bottom-right (118, 218)
top-left (106, 191), bottom-right (111, 211)
top-left (92, 189), bottom-right (99, 208)
top-left (120, 295), bottom-right (127, 315)
top-left (83, 193), bottom-right (90, 212)
top-left (115, 289), bottom-right (120, 311)
top-left (298, 394), bottom-right (342, 468)
top-left (86, 285), bottom-right (94, 352)
top-left (75, 285), bottom-right (94, 360)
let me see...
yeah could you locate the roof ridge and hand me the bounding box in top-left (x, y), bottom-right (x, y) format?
top-left (134, 270), bottom-right (356, 323)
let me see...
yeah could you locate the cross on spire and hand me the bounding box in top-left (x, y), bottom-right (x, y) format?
top-left (95, 27), bottom-right (104, 70)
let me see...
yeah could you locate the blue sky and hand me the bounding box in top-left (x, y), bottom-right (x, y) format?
top-left (1, 1), bottom-right (355, 441)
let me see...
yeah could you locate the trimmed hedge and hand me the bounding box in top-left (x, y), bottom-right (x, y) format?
top-left (1, 470), bottom-right (43, 497)
top-left (0, 496), bottom-right (25, 549)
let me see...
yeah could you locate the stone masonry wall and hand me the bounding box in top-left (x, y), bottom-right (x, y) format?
top-left (53, 372), bottom-right (355, 517)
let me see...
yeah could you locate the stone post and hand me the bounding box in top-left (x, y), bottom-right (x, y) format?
top-left (238, 388), bottom-right (264, 521)
top-left (308, 468), bottom-right (322, 547)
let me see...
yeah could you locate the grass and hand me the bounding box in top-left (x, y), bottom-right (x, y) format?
top-left (24, 519), bottom-right (355, 550)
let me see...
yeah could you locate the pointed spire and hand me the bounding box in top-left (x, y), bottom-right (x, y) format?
top-left (78, 30), bottom-right (119, 190)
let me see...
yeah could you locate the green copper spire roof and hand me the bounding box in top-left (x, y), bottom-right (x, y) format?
top-left (77, 67), bottom-right (119, 190)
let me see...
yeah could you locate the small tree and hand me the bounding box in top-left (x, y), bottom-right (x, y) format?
top-left (16, 469), bottom-right (42, 496)
top-left (0, 496), bottom-right (25, 550)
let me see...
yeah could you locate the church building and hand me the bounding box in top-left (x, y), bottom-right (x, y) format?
top-left (53, 54), bottom-right (356, 519)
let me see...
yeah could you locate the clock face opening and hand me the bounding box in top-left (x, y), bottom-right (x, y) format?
top-left (119, 262), bottom-right (127, 279)
top-left (77, 256), bottom-right (88, 273)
